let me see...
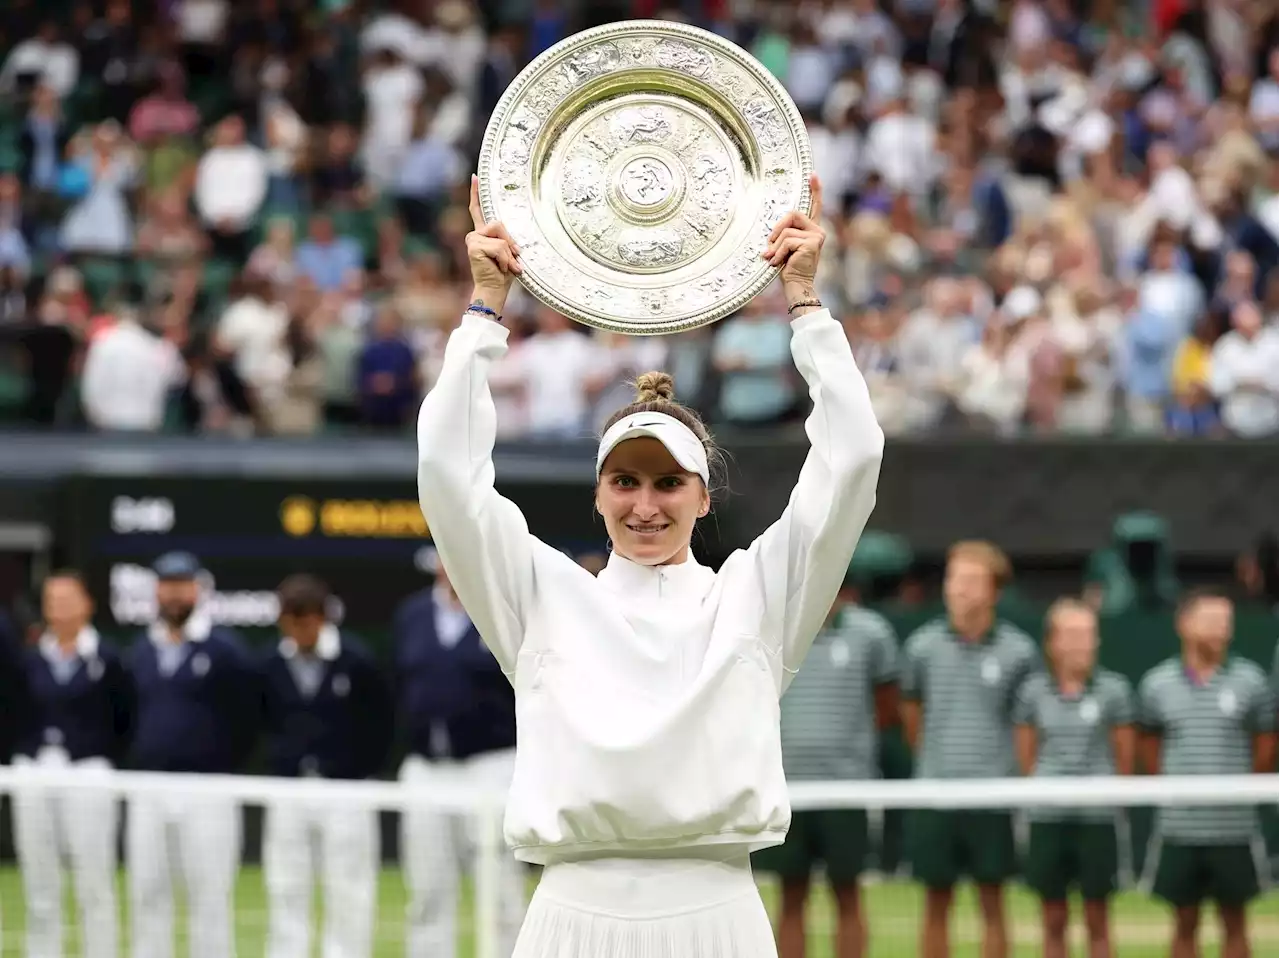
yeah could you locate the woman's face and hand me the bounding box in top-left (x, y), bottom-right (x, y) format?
top-left (596, 438), bottom-right (709, 567)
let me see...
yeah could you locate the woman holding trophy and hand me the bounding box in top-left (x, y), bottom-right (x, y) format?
top-left (415, 160), bottom-right (883, 955)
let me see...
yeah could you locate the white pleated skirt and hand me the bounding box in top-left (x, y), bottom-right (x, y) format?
top-left (512, 849), bottom-right (778, 958)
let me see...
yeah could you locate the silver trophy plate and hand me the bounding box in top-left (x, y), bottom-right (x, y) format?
top-left (477, 20), bottom-right (813, 335)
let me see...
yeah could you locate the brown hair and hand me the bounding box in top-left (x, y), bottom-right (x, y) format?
top-left (1176, 586), bottom-right (1233, 619)
top-left (44, 568), bottom-right (89, 592)
top-left (1043, 596), bottom-right (1096, 642)
top-left (947, 540), bottom-right (1013, 589)
top-left (601, 371), bottom-right (726, 495)
top-left (277, 574), bottom-right (331, 618)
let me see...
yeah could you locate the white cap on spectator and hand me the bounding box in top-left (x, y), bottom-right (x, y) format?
top-left (1069, 110), bottom-right (1114, 155)
top-left (1002, 286), bottom-right (1042, 322)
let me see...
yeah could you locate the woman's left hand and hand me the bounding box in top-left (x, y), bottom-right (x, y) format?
top-left (763, 173), bottom-right (825, 287)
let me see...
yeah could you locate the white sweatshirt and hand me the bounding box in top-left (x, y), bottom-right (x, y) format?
top-left (416, 309), bottom-right (884, 865)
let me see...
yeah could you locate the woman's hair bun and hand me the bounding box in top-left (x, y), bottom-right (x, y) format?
top-left (634, 371), bottom-right (676, 404)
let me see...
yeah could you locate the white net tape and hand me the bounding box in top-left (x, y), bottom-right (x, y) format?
top-left (0, 767), bottom-right (1275, 957)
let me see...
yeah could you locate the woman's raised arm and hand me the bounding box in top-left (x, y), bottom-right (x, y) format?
top-left (416, 178), bottom-right (534, 675)
top-left (738, 177), bottom-right (885, 689)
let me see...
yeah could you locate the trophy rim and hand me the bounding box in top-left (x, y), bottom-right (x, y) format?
top-left (477, 19), bottom-right (813, 336)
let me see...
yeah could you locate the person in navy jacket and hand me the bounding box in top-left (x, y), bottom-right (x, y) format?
top-left (124, 551), bottom-right (260, 958)
top-left (13, 569), bottom-right (132, 958)
top-left (393, 555), bottom-right (524, 957)
top-left (261, 573), bottom-right (392, 958)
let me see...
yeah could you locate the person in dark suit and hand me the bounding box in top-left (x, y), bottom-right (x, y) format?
top-left (261, 573), bottom-right (392, 958)
top-left (393, 556), bottom-right (524, 957)
top-left (124, 551), bottom-right (260, 958)
top-left (12, 569), bottom-right (132, 958)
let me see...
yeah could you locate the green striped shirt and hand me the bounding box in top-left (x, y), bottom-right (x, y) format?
top-left (1013, 668), bottom-right (1134, 821)
top-left (902, 618), bottom-right (1037, 779)
top-left (779, 606), bottom-right (899, 781)
top-left (1139, 656), bottom-right (1275, 843)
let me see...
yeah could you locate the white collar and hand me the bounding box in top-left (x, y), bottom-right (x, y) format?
top-left (148, 613), bottom-right (212, 647)
top-left (39, 626), bottom-right (100, 661)
top-left (279, 623), bottom-right (341, 662)
top-left (596, 550), bottom-right (714, 599)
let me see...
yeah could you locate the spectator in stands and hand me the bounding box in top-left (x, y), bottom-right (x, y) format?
top-left (755, 560), bottom-right (900, 958)
top-left (898, 277), bottom-right (979, 429)
top-left (12, 569), bottom-right (132, 958)
top-left (849, 301), bottom-right (913, 435)
top-left (1209, 300), bottom-right (1279, 437)
top-left (59, 122), bottom-right (138, 256)
top-left (1119, 278), bottom-right (1184, 435)
top-left (310, 123), bottom-right (368, 210)
top-left (258, 308), bottom-right (326, 437)
top-left (712, 293), bottom-right (798, 426)
top-left (358, 304), bottom-right (418, 431)
top-left (1139, 589), bottom-right (1277, 958)
top-left (19, 84), bottom-right (71, 201)
top-left (295, 214), bottom-right (364, 293)
top-left (213, 273), bottom-right (289, 428)
top-left (127, 63), bottom-right (201, 152)
top-left (246, 217), bottom-right (298, 287)
top-left (901, 541), bottom-right (1037, 958)
top-left (135, 187), bottom-right (210, 265)
top-left (1167, 311), bottom-right (1223, 437)
top-left (0, 175), bottom-right (33, 279)
top-left (124, 550), bottom-right (261, 958)
top-left (1014, 599), bottom-right (1135, 958)
top-left (518, 305), bottom-right (598, 440)
top-left (261, 573), bottom-right (392, 958)
top-left (194, 114), bottom-right (268, 263)
top-left (392, 558), bottom-right (524, 958)
top-left (585, 329), bottom-right (668, 433)
top-left (80, 307), bottom-right (184, 432)
top-left (393, 100), bottom-right (464, 237)
top-left (956, 294), bottom-right (1034, 435)
top-left (359, 48), bottom-right (423, 191)
top-left (0, 20), bottom-right (79, 100)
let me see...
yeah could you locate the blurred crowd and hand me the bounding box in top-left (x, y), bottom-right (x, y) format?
top-left (0, 0), bottom-right (1274, 439)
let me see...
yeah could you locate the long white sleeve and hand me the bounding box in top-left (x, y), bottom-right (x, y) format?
top-left (416, 314), bottom-right (537, 675)
top-left (740, 308), bottom-right (884, 688)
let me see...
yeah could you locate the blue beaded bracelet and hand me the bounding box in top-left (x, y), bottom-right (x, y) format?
top-left (465, 303), bottom-right (501, 321)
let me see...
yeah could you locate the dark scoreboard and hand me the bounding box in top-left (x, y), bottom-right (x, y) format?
top-left (62, 474), bottom-right (605, 642)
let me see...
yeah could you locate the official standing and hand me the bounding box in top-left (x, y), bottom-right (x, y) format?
top-left (13, 570), bottom-right (133, 958)
top-left (1139, 589), bottom-right (1276, 958)
top-left (393, 559), bottom-right (525, 957)
top-left (125, 551), bottom-right (261, 958)
top-left (262, 574), bottom-right (393, 958)
top-left (901, 540), bottom-right (1037, 958)
top-left (753, 565), bottom-right (900, 958)
top-left (1014, 598), bottom-right (1135, 958)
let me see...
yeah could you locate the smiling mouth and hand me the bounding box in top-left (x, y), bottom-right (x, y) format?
top-left (627, 523), bottom-right (670, 536)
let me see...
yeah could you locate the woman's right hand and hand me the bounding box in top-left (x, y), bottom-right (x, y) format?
top-left (466, 174), bottom-right (521, 313)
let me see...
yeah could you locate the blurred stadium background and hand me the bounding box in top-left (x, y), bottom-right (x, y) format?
top-left (0, 0), bottom-right (1277, 955)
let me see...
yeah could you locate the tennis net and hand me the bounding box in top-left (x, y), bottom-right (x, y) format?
top-left (0, 767), bottom-right (1275, 957)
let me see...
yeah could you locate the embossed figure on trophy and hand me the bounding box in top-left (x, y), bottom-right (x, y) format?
top-left (563, 42), bottom-right (621, 83)
top-left (620, 160), bottom-right (673, 207)
top-left (621, 108), bottom-right (672, 143)
top-left (653, 40), bottom-right (713, 77)
top-left (617, 234), bottom-right (684, 267)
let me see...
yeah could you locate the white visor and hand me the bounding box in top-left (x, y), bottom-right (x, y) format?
top-left (596, 412), bottom-right (709, 485)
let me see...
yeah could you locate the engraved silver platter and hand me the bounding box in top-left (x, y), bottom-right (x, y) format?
top-left (477, 20), bottom-right (813, 335)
